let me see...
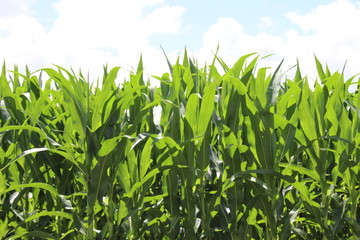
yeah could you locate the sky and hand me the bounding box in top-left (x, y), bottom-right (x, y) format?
top-left (1, 0), bottom-right (360, 83)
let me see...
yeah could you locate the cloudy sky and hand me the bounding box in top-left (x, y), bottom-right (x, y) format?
top-left (1, 0), bottom-right (360, 82)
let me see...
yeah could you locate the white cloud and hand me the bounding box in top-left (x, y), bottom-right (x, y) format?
top-left (0, 0), bottom-right (185, 82)
top-left (198, 0), bottom-right (360, 82)
top-left (197, 17), bottom-right (285, 74)
top-left (47, 0), bottom-right (185, 80)
top-left (143, 5), bottom-right (185, 35)
top-left (0, 13), bottom-right (47, 67)
top-left (260, 16), bottom-right (273, 27)
top-left (287, 0), bottom-right (359, 34)
top-left (0, 0), bottom-right (30, 17)
top-left (2, 0), bottom-right (360, 86)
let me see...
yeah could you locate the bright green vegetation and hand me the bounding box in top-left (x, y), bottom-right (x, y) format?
top-left (0, 50), bottom-right (359, 239)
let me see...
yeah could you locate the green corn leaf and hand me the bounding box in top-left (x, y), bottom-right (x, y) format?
top-left (279, 163), bottom-right (320, 182)
top-left (226, 76), bottom-right (247, 95)
top-left (160, 45), bottom-right (173, 74)
top-left (294, 59), bottom-right (303, 85)
top-left (91, 67), bottom-right (120, 132)
top-left (226, 52), bottom-right (257, 78)
top-left (1, 147), bottom-right (50, 172)
top-left (12, 231), bottom-right (57, 240)
top-left (198, 82), bottom-right (216, 137)
top-left (266, 58), bottom-right (284, 109)
top-left (98, 136), bottom-right (122, 157)
top-left (185, 93), bottom-right (200, 135)
top-left (292, 181), bottom-right (322, 223)
top-left (0, 182), bottom-right (59, 197)
top-left (25, 211), bottom-right (73, 222)
top-left (314, 55), bottom-right (326, 82)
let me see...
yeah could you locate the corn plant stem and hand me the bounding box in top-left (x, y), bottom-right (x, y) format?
top-left (230, 166), bottom-right (239, 239)
top-left (85, 76), bottom-right (95, 240)
top-left (24, 152), bottom-right (30, 233)
top-left (86, 154), bottom-right (94, 239)
top-left (108, 183), bottom-right (114, 239)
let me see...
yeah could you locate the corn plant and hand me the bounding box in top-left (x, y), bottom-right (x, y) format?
top-left (0, 50), bottom-right (359, 239)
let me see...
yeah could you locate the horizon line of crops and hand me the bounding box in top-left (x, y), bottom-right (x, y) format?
top-left (0, 49), bottom-right (360, 239)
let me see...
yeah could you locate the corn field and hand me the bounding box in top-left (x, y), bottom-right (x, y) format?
top-left (0, 51), bottom-right (360, 239)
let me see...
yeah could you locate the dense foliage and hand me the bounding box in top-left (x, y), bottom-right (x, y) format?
top-left (0, 51), bottom-right (359, 239)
